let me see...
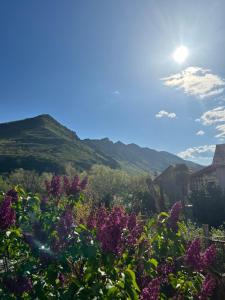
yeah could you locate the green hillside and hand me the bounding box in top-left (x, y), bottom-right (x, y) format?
top-left (84, 138), bottom-right (201, 175)
top-left (0, 114), bottom-right (201, 175)
top-left (0, 115), bottom-right (118, 173)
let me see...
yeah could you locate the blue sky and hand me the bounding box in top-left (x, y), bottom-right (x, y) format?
top-left (1, 0), bottom-right (225, 165)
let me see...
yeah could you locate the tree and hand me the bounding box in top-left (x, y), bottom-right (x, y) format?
top-left (189, 184), bottom-right (225, 227)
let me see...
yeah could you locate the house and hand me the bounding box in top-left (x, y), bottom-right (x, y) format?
top-left (153, 164), bottom-right (191, 208)
top-left (190, 144), bottom-right (225, 191)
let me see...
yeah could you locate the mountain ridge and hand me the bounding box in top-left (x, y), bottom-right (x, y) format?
top-left (0, 114), bottom-right (201, 174)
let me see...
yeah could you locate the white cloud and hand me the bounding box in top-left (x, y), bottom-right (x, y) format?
top-left (155, 110), bottom-right (176, 119)
top-left (198, 106), bottom-right (225, 138)
top-left (162, 67), bottom-right (225, 99)
top-left (215, 124), bottom-right (225, 138)
top-left (177, 145), bottom-right (215, 159)
top-left (196, 130), bottom-right (205, 136)
top-left (199, 106), bottom-right (225, 125)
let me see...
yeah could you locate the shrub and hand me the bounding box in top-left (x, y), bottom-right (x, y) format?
top-left (0, 176), bottom-right (219, 299)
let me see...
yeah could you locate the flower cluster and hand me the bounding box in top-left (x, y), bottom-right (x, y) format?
top-left (6, 189), bottom-right (18, 203)
top-left (168, 201), bottom-right (182, 231)
top-left (201, 244), bottom-right (216, 270)
top-left (88, 207), bottom-right (142, 255)
top-left (0, 196), bottom-right (16, 231)
top-left (45, 175), bottom-right (61, 198)
top-left (198, 275), bottom-right (216, 300)
top-left (185, 239), bottom-right (216, 271)
top-left (3, 276), bottom-right (32, 295)
top-left (63, 175), bottom-right (88, 196)
top-left (45, 175), bottom-right (88, 198)
top-left (57, 209), bottom-right (75, 241)
top-left (140, 277), bottom-right (161, 300)
top-left (157, 260), bottom-right (174, 283)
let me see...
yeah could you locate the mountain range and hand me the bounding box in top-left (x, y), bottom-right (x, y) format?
top-left (0, 114), bottom-right (201, 175)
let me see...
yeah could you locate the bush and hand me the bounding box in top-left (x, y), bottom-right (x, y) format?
top-left (189, 184), bottom-right (225, 227)
top-left (0, 176), bottom-right (219, 299)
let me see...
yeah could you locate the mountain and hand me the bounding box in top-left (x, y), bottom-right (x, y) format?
top-left (0, 114), bottom-right (118, 173)
top-left (84, 138), bottom-right (201, 175)
top-left (0, 114), bottom-right (201, 174)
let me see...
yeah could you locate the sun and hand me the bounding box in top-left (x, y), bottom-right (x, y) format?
top-left (173, 46), bottom-right (189, 63)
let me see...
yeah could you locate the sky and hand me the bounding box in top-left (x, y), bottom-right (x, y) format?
top-left (1, 0), bottom-right (225, 165)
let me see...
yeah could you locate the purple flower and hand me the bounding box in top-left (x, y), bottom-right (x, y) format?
top-left (198, 275), bottom-right (216, 300)
top-left (3, 276), bottom-right (32, 295)
top-left (70, 175), bottom-right (80, 195)
top-left (140, 277), bottom-right (161, 300)
top-left (168, 201), bottom-right (182, 231)
top-left (80, 176), bottom-right (88, 190)
top-left (58, 272), bottom-right (65, 286)
top-left (185, 238), bottom-right (201, 270)
top-left (6, 189), bottom-right (18, 203)
top-left (0, 196), bottom-right (16, 231)
top-left (45, 175), bottom-right (61, 198)
top-left (57, 209), bottom-right (74, 240)
top-left (63, 175), bottom-right (87, 196)
top-left (157, 261), bottom-right (174, 283)
top-left (94, 207), bottom-right (142, 255)
top-left (201, 244), bottom-right (216, 270)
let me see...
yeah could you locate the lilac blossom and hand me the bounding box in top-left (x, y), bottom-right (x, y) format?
top-left (157, 261), bottom-right (174, 283)
top-left (198, 275), bottom-right (216, 300)
top-left (201, 244), bottom-right (216, 269)
top-left (185, 238), bottom-right (201, 270)
top-left (6, 189), bottom-right (18, 203)
top-left (89, 206), bottom-right (142, 255)
top-left (0, 196), bottom-right (16, 231)
top-left (63, 175), bottom-right (88, 196)
top-left (45, 175), bottom-right (61, 198)
top-left (57, 209), bottom-right (74, 240)
top-left (168, 201), bottom-right (182, 231)
top-left (58, 272), bottom-right (65, 286)
top-left (140, 277), bottom-right (161, 300)
top-left (185, 239), bottom-right (217, 271)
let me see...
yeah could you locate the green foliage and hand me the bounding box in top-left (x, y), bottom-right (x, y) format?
top-left (0, 114), bottom-right (118, 174)
top-left (0, 181), bottom-right (218, 299)
top-left (189, 184), bottom-right (225, 227)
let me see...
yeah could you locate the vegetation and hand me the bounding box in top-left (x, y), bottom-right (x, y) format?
top-left (189, 184), bottom-right (225, 227)
top-left (0, 114), bottom-right (200, 175)
top-left (0, 114), bottom-right (119, 174)
top-left (0, 175), bottom-right (222, 299)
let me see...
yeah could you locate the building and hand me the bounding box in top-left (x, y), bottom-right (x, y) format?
top-left (190, 144), bottom-right (225, 191)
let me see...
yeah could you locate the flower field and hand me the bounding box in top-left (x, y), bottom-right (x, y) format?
top-left (0, 175), bottom-right (221, 299)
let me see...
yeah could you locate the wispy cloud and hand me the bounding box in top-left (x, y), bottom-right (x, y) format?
top-left (162, 67), bottom-right (225, 99)
top-left (196, 130), bottom-right (205, 136)
top-left (199, 106), bottom-right (225, 138)
top-left (155, 110), bottom-right (176, 119)
top-left (177, 144), bottom-right (215, 159)
top-left (199, 106), bottom-right (225, 125)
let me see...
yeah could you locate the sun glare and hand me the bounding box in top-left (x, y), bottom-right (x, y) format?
top-left (173, 46), bottom-right (189, 63)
